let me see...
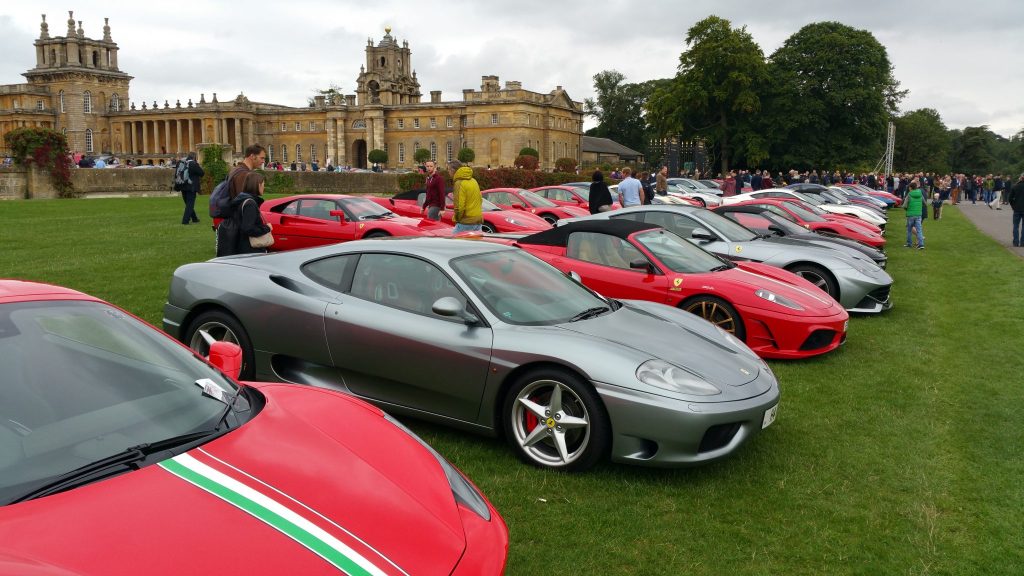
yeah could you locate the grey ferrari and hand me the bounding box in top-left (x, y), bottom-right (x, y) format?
top-left (566, 205), bottom-right (894, 313)
top-left (164, 238), bottom-right (780, 471)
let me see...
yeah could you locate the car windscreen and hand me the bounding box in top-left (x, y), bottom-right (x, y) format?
top-left (564, 185), bottom-right (591, 200)
top-left (695, 209), bottom-right (758, 241)
top-left (792, 191), bottom-right (824, 206)
top-left (451, 250), bottom-right (609, 326)
top-left (783, 201), bottom-right (827, 222)
top-left (340, 197), bottom-right (394, 219)
top-left (760, 211), bottom-right (807, 234)
top-left (634, 229), bottom-right (728, 274)
top-left (819, 190), bottom-right (849, 204)
top-left (518, 190), bottom-right (559, 207)
top-left (0, 300), bottom-right (237, 503)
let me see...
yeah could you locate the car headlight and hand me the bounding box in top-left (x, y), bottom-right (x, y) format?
top-left (384, 414), bottom-right (491, 520)
top-left (504, 216), bottom-right (522, 226)
top-left (755, 288), bottom-right (804, 310)
top-left (636, 359), bottom-right (720, 396)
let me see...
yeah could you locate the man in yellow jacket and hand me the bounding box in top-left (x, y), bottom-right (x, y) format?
top-left (449, 160), bottom-right (483, 233)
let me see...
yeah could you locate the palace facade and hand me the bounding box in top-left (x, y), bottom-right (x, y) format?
top-left (0, 14), bottom-right (584, 170)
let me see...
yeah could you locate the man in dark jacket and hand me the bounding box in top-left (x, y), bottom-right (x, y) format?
top-left (421, 160), bottom-right (445, 220)
top-left (1009, 174), bottom-right (1024, 247)
top-left (180, 151), bottom-right (205, 225)
top-left (589, 170), bottom-right (613, 214)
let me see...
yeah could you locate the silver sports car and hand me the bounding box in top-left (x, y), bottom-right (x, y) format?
top-left (567, 205), bottom-right (894, 313)
top-left (163, 238), bottom-right (780, 471)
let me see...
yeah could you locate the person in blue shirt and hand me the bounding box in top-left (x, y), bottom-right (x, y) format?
top-left (616, 167), bottom-right (643, 207)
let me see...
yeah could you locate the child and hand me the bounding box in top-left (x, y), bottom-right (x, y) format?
top-left (932, 192), bottom-right (942, 220)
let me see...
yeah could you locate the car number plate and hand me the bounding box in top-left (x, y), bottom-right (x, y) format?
top-left (762, 404), bottom-right (778, 429)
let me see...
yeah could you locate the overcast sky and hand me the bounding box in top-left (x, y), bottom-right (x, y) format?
top-left (2, 1), bottom-right (1022, 138)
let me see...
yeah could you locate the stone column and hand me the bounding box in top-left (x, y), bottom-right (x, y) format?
top-left (221, 118), bottom-right (229, 147)
top-left (200, 118), bottom-right (207, 143)
top-left (164, 120), bottom-right (171, 155)
top-left (335, 118), bottom-right (347, 167)
top-left (141, 120), bottom-right (148, 154)
top-left (234, 118), bottom-right (242, 151)
top-left (188, 119), bottom-right (194, 151)
top-left (175, 120), bottom-right (183, 153)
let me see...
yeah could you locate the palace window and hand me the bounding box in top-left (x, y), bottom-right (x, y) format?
top-left (59, 90), bottom-right (64, 113)
top-left (398, 143), bottom-right (405, 163)
top-left (85, 129), bottom-right (94, 153)
top-left (311, 144), bottom-right (317, 163)
top-left (295, 122), bottom-right (301, 131)
top-left (446, 141), bottom-right (453, 162)
top-left (111, 93), bottom-right (120, 112)
top-left (446, 116), bottom-right (453, 128)
top-left (414, 141), bottom-right (420, 156)
top-left (397, 119), bottom-right (404, 129)
top-left (83, 91), bottom-right (92, 113)
top-left (491, 113), bottom-right (498, 125)
top-left (282, 144), bottom-right (288, 163)
top-left (461, 116), bottom-right (468, 128)
top-left (430, 142), bottom-right (437, 161)
top-left (296, 144), bottom-right (303, 162)
top-left (268, 145), bottom-right (274, 163)
top-left (310, 121), bottom-right (316, 131)
top-left (36, 100), bottom-right (44, 111)
top-left (281, 122), bottom-right (287, 132)
top-left (413, 118), bottom-right (420, 129)
top-left (352, 119), bottom-right (366, 129)
top-left (430, 117), bottom-right (436, 128)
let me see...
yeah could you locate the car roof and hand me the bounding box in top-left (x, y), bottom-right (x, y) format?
top-left (0, 279), bottom-right (94, 304)
top-left (518, 219), bottom-right (660, 247)
top-left (255, 235), bottom-right (518, 265)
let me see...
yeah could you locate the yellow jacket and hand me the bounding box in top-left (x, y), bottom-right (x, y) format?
top-left (452, 166), bottom-right (482, 224)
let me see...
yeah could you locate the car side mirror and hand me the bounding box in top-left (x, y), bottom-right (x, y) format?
top-left (208, 341), bottom-right (243, 380)
top-left (767, 224), bottom-right (785, 236)
top-left (629, 258), bottom-right (654, 273)
top-left (567, 270), bottom-right (582, 282)
top-left (691, 228), bottom-right (715, 242)
top-left (329, 210), bottom-right (346, 224)
top-left (511, 202), bottom-right (526, 210)
top-left (432, 296), bottom-right (480, 324)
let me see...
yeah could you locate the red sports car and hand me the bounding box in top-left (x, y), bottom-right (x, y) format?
top-left (530, 185), bottom-right (621, 212)
top-left (835, 183), bottom-right (902, 207)
top-left (491, 220), bottom-right (850, 360)
top-left (374, 189), bottom-right (552, 233)
top-left (724, 198), bottom-right (886, 248)
top-left (0, 280), bottom-right (508, 574)
top-left (482, 188), bottom-right (590, 223)
top-left (260, 194), bottom-right (452, 251)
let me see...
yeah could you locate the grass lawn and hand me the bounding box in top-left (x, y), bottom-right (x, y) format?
top-left (2, 197), bottom-right (1022, 575)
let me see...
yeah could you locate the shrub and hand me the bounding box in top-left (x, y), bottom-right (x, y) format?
top-left (518, 147), bottom-right (540, 159)
top-left (261, 170), bottom-right (295, 195)
top-left (457, 148), bottom-right (475, 163)
top-left (4, 127), bottom-right (74, 197)
top-left (200, 144), bottom-right (230, 195)
top-left (398, 172), bottom-right (427, 191)
top-left (555, 157), bottom-right (578, 173)
top-left (368, 149), bottom-right (388, 165)
top-left (413, 148), bottom-right (431, 163)
top-left (513, 155), bottom-right (540, 170)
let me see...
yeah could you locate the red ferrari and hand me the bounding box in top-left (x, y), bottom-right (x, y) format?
top-left (482, 188), bottom-right (590, 223)
top-left (835, 183), bottom-right (902, 207)
top-left (491, 220), bottom-right (850, 360)
top-left (261, 194), bottom-right (452, 251)
top-left (373, 189), bottom-right (552, 233)
top-left (0, 280), bottom-right (508, 574)
top-left (724, 198), bottom-right (886, 248)
top-left (530, 185), bottom-right (621, 212)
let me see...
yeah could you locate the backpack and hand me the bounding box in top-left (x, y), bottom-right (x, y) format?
top-left (173, 160), bottom-right (192, 191)
top-left (209, 177), bottom-right (231, 218)
top-left (215, 214), bottom-right (241, 257)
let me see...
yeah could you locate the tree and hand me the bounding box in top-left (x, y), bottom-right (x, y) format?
top-left (514, 155), bottom-right (539, 170)
top-left (457, 148), bottom-right (475, 163)
top-left (308, 83), bottom-right (343, 106)
top-left (368, 149), bottom-right (387, 165)
top-left (519, 147), bottom-right (539, 158)
top-left (585, 71), bottom-right (667, 160)
top-left (892, 108), bottom-right (951, 174)
top-left (413, 148), bottom-right (431, 163)
top-left (555, 157), bottom-right (578, 173)
top-left (764, 21), bottom-right (906, 170)
top-left (646, 16), bottom-right (768, 173)
top-left (950, 126), bottom-right (998, 175)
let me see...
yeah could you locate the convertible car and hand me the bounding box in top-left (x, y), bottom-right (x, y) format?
top-left (164, 238), bottom-right (780, 470)
top-left (499, 220), bottom-right (850, 360)
top-left (0, 280), bottom-right (507, 575)
top-left (570, 205), bottom-right (894, 314)
top-left (374, 189), bottom-right (552, 233)
top-left (482, 188), bottom-right (590, 223)
top-left (719, 199), bottom-right (887, 250)
top-left (261, 194), bottom-right (451, 251)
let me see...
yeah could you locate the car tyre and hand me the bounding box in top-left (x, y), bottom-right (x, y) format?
top-left (481, 223), bottom-right (496, 233)
top-left (541, 214), bottom-right (558, 225)
top-left (682, 296), bottom-right (746, 340)
top-left (363, 230), bottom-right (390, 239)
top-left (185, 310), bottom-right (255, 379)
top-left (502, 368), bottom-right (609, 471)
top-left (695, 197), bottom-right (706, 208)
top-left (787, 263), bottom-right (839, 300)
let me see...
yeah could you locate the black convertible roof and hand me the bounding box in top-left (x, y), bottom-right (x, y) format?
top-left (517, 219), bottom-right (660, 247)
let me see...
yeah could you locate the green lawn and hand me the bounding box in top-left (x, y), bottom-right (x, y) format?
top-left (2, 197), bottom-right (1022, 575)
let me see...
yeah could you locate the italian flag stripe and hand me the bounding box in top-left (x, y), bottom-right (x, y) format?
top-left (160, 453), bottom-right (387, 576)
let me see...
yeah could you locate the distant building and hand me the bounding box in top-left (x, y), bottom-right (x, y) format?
top-left (1, 16), bottom-right (583, 170)
top-left (581, 135), bottom-right (644, 165)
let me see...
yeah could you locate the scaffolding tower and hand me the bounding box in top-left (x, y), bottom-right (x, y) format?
top-left (873, 122), bottom-right (895, 175)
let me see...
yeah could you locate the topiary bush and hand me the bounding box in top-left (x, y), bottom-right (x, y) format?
top-left (4, 127), bottom-right (74, 197)
top-left (457, 147), bottom-right (475, 163)
top-left (518, 147), bottom-right (540, 159)
top-left (368, 149), bottom-right (388, 165)
top-left (513, 155), bottom-right (540, 170)
top-left (555, 157), bottom-right (578, 173)
top-left (413, 148), bottom-right (431, 163)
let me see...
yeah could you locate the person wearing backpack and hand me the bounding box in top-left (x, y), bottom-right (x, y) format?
top-left (217, 172), bottom-right (272, 256)
top-left (176, 152), bottom-right (205, 225)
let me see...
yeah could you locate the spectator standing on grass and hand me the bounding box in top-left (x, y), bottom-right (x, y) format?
top-left (589, 170), bottom-right (613, 214)
top-left (1009, 174), bottom-right (1024, 247)
top-left (179, 151), bottom-right (204, 225)
top-left (616, 168), bottom-right (643, 207)
top-left (421, 160), bottom-right (445, 221)
top-left (904, 179), bottom-right (925, 249)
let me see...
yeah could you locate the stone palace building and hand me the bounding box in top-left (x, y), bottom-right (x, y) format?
top-left (0, 13), bottom-right (584, 170)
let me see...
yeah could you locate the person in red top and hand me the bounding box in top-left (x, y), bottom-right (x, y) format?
top-left (422, 160), bottom-right (446, 220)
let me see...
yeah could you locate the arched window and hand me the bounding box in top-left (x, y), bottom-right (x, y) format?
top-left (352, 119), bottom-right (366, 129)
top-left (58, 90), bottom-right (65, 113)
top-left (282, 144), bottom-right (288, 163)
top-left (296, 144), bottom-right (302, 162)
top-left (92, 51), bottom-right (99, 67)
top-left (430, 142), bottom-right (437, 161)
top-left (83, 91), bottom-right (92, 113)
top-left (380, 56), bottom-right (386, 67)
top-left (85, 129), bottom-right (94, 153)
top-left (111, 93), bottom-right (120, 112)
top-left (310, 144), bottom-right (317, 163)
top-left (446, 141), bottom-right (453, 162)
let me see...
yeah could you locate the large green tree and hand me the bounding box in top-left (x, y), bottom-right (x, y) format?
top-left (584, 71), bottom-right (665, 159)
top-left (947, 126), bottom-right (1021, 175)
top-left (646, 16), bottom-right (768, 173)
top-left (892, 108), bottom-right (951, 173)
top-left (765, 21), bottom-right (906, 170)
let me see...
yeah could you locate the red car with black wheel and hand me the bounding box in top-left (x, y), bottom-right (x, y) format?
top-left (530, 184), bottom-right (621, 212)
top-left (482, 188), bottom-right (590, 223)
top-left (372, 189), bottom-right (552, 233)
top-left (723, 198), bottom-right (886, 249)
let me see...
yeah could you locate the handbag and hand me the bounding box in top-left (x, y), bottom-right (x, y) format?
top-left (249, 230), bottom-right (274, 248)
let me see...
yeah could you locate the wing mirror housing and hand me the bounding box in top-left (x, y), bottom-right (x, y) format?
top-left (767, 224), bottom-right (785, 236)
top-left (629, 258), bottom-right (654, 273)
top-left (432, 296), bottom-right (480, 325)
top-left (691, 228), bottom-right (715, 242)
top-left (208, 341), bottom-right (243, 380)
top-left (329, 210), bottom-right (347, 224)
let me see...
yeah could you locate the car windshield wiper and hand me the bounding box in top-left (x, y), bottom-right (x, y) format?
top-left (360, 213), bottom-right (390, 220)
top-left (709, 264), bottom-right (733, 272)
top-left (8, 427), bottom-right (227, 504)
top-left (568, 306), bottom-right (610, 322)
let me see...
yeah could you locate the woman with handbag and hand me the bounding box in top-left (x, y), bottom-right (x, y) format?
top-left (217, 172), bottom-right (273, 256)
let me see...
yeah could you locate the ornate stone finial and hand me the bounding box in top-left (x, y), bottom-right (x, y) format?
top-left (199, 93), bottom-right (206, 104)
top-left (152, 100), bottom-right (158, 109)
top-left (187, 98), bottom-right (193, 108)
top-left (164, 100), bottom-right (169, 109)
top-left (360, 64), bottom-right (365, 73)
top-left (175, 99), bottom-right (181, 108)
top-left (211, 92), bottom-right (218, 103)
top-left (130, 101), bottom-right (136, 110)
top-left (77, 21), bottom-right (84, 38)
top-left (67, 11), bottom-right (76, 36)
top-left (40, 14), bottom-right (49, 39)
top-left (141, 101), bottom-right (147, 110)
top-left (103, 17), bottom-right (111, 41)
top-left (385, 26), bottom-right (391, 35)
